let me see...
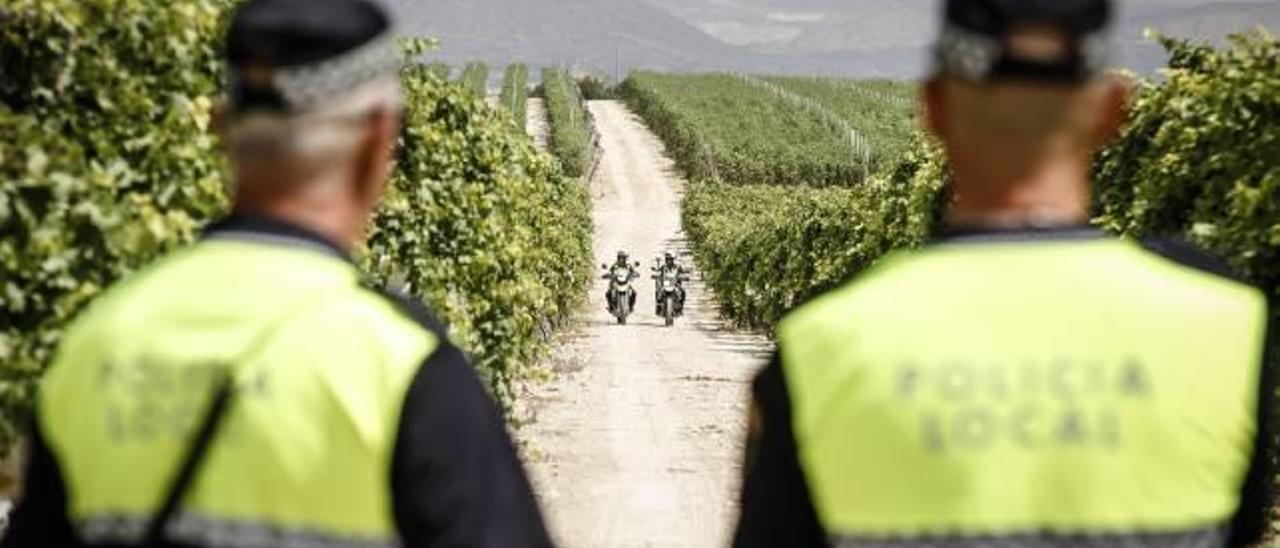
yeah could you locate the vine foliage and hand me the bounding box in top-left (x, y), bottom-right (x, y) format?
top-left (647, 34), bottom-right (1280, 332)
top-left (1, 0), bottom-right (234, 452)
top-left (365, 54), bottom-right (592, 406)
top-left (499, 63), bottom-right (529, 128)
top-left (0, 4), bottom-right (592, 457)
top-left (1095, 33), bottom-right (1280, 303)
top-left (542, 66), bottom-right (599, 179)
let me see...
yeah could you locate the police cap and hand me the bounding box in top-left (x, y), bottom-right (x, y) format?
top-left (225, 0), bottom-right (399, 113)
top-left (934, 0), bottom-right (1112, 83)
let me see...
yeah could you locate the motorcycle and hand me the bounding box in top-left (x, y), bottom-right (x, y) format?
top-left (602, 262), bottom-right (639, 325)
top-left (652, 268), bottom-right (688, 327)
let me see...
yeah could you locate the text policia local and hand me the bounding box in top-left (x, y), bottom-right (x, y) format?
top-left (891, 357), bottom-right (1154, 454)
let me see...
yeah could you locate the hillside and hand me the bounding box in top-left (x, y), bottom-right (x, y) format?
top-left (386, 0), bottom-right (752, 77)
top-left (390, 0), bottom-right (1280, 78)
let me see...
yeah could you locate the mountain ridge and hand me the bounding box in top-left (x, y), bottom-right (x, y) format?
top-left (387, 0), bottom-right (1280, 79)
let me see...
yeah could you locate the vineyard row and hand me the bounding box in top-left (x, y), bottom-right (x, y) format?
top-left (0, 4), bottom-right (592, 454)
top-left (500, 63), bottom-right (530, 129)
top-left (542, 66), bottom-right (602, 180)
top-left (627, 34), bottom-right (1280, 336)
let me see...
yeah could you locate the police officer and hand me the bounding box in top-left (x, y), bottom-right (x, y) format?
top-left (733, 0), bottom-right (1274, 546)
top-left (2, 1), bottom-right (554, 547)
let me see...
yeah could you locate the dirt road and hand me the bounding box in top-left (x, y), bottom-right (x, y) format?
top-left (526, 97), bottom-right (550, 152)
top-left (519, 101), bottom-right (771, 548)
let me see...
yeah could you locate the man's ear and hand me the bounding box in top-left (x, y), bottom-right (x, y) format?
top-left (1093, 75), bottom-right (1131, 148)
top-left (352, 105), bottom-right (399, 204)
top-left (923, 77), bottom-right (948, 141)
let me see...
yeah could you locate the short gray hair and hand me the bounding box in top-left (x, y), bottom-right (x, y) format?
top-left (225, 75), bottom-right (402, 173)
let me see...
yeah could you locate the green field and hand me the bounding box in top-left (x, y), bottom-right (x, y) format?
top-left (763, 76), bottom-right (919, 169)
top-left (625, 35), bottom-right (1280, 336)
top-left (621, 71), bottom-right (872, 187)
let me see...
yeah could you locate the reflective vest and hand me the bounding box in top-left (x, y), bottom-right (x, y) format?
top-left (39, 233), bottom-right (438, 547)
top-left (778, 236), bottom-right (1268, 544)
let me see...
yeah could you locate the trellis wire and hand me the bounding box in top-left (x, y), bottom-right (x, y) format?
top-left (731, 73), bottom-right (876, 178)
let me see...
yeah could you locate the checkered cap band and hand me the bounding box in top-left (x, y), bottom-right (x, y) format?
top-left (934, 22), bottom-right (1111, 82)
top-left (230, 33), bottom-right (400, 112)
top-left (936, 24), bottom-right (1003, 81)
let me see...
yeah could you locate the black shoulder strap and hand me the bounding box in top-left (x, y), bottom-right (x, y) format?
top-left (142, 375), bottom-right (236, 546)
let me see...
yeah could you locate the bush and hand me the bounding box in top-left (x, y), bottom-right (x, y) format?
top-left (0, 0), bottom-right (233, 453)
top-left (365, 57), bottom-right (592, 406)
top-left (578, 75), bottom-right (615, 100)
top-left (0, 5), bottom-right (592, 458)
top-left (542, 66), bottom-right (598, 178)
top-left (682, 137), bottom-right (945, 329)
top-left (424, 62), bottom-right (451, 80)
top-left (1094, 32), bottom-right (1280, 305)
top-left (499, 63), bottom-right (529, 128)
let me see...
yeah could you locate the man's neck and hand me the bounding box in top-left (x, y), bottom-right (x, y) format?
top-left (230, 164), bottom-right (369, 253)
top-left (231, 201), bottom-right (360, 253)
top-left (944, 155), bottom-right (1091, 230)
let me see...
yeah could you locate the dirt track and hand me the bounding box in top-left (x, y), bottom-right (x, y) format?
top-left (518, 101), bottom-right (771, 548)
top-left (526, 97), bottom-right (550, 152)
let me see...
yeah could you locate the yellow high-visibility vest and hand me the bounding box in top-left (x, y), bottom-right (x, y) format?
top-left (40, 236), bottom-right (438, 547)
top-left (779, 237), bottom-right (1268, 541)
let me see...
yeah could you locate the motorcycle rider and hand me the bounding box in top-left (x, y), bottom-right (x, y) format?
top-left (652, 252), bottom-right (689, 315)
top-left (604, 251), bottom-right (639, 313)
